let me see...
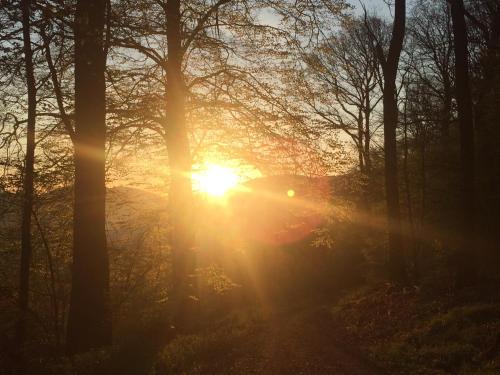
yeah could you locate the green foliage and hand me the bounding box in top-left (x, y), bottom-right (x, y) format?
top-left (155, 310), bottom-right (259, 374)
top-left (334, 286), bottom-right (500, 374)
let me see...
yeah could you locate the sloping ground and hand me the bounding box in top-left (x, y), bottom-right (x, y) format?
top-left (331, 284), bottom-right (500, 374)
top-left (156, 306), bottom-right (385, 375)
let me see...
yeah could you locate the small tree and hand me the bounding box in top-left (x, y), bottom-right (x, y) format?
top-left (16, 0), bottom-right (37, 353)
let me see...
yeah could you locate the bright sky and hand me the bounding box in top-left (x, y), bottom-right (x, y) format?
top-left (350, 0), bottom-right (411, 18)
top-left (105, 1), bottom-right (397, 194)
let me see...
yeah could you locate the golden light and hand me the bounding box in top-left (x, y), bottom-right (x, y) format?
top-left (287, 189), bottom-right (295, 198)
top-left (193, 164), bottom-right (240, 197)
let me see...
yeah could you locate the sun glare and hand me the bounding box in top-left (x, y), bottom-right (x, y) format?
top-left (193, 164), bottom-right (240, 197)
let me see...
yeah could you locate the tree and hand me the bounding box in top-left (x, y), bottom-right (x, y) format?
top-left (301, 16), bottom-right (382, 176)
top-left (66, 0), bottom-right (111, 354)
top-left (408, 0), bottom-right (454, 143)
top-left (164, 0), bottom-right (196, 328)
top-left (365, 0), bottom-right (407, 283)
top-left (449, 0), bottom-right (477, 287)
top-left (109, 0), bottom-right (260, 325)
top-left (16, 0), bottom-right (37, 353)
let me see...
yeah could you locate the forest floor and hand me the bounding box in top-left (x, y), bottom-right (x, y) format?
top-left (65, 282), bottom-right (500, 375)
top-left (330, 282), bottom-right (500, 375)
top-left (152, 282), bottom-right (500, 375)
top-left (154, 302), bottom-right (386, 375)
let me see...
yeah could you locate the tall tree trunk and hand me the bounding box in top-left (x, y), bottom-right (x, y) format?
top-left (357, 110), bottom-right (365, 173)
top-left (66, 0), bottom-right (111, 354)
top-left (441, 74), bottom-right (452, 142)
top-left (417, 127), bottom-right (427, 280)
top-left (364, 92), bottom-right (372, 173)
top-left (450, 0), bottom-right (477, 287)
top-left (16, 0), bottom-right (36, 351)
top-left (382, 0), bottom-right (407, 283)
top-left (362, 92), bottom-right (372, 211)
top-left (402, 95), bottom-right (417, 280)
top-left (165, 0), bottom-right (195, 328)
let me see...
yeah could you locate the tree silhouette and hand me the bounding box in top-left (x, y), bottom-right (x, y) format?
top-left (66, 0), bottom-right (112, 354)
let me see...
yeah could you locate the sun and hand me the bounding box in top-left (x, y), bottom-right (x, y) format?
top-left (192, 164), bottom-right (240, 197)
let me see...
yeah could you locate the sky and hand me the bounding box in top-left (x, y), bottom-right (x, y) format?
top-left (348, 0), bottom-right (392, 17)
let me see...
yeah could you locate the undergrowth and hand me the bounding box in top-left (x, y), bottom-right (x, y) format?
top-left (332, 283), bottom-right (500, 374)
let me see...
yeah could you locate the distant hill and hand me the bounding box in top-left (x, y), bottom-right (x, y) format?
top-left (0, 186), bottom-right (168, 248)
top-left (105, 186), bottom-right (169, 247)
top-left (227, 174), bottom-right (345, 246)
top-left (1, 172), bottom-right (360, 249)
top-left (239, 172), bottom-right (362, 200)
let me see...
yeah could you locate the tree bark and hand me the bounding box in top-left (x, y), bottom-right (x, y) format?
top-left (402, 94), bottom-right (417, 280)
top-left (364, 92), bottom-right (372, 173)
top-left (441, 74), bottom-right (452, 142)
top-left (165, 0), bottom-right (195, 328)
top-left (362, 91), bottom-right (372, 211)
top-left (66, 0), bottom-right (111, 354)
top-left (16, 0), bottom-right (36, 351)
top-left (382, 0), bottom-right (407, 283)
top-left (450, 0), bottom-right (477, 287)
top-left (357, 111), bottom-right (365, 173)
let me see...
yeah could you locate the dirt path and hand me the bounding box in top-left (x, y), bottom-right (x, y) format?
top-left (109, 304), bottom-right (385, 374)
top-left (208, 306), bottom-right (385, 375)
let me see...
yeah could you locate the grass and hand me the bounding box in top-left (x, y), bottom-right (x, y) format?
top-left (155, 308), bottom-right (264, 374)
top-left (16, 280), bottom-right (500, 374)
top-left (332, 283), bottom-right (500, 374)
